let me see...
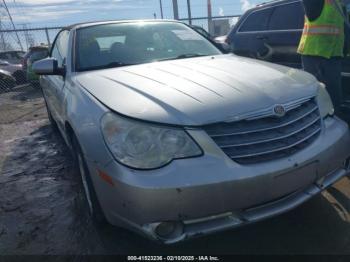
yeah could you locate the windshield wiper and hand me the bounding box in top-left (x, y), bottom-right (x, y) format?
top-left (99, 61), bottom-right (135, 69)
top-left (157, 53), bottom-right (208, 62)
top-left (82, 61), bottom-right (135, 71)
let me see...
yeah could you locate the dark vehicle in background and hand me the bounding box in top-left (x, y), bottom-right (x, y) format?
top-left (0, 68), bottom-right (16, 92)
top-left (0, 50), bottom-right (25, 64)
top-left (22, 46), bottom-right (49, 78)
top-left (26, 47), bottom-right (49, 86)
top-left (214, 35), bottom-right (230, 51)
top-left (226, 0), bottom-right (350, 104)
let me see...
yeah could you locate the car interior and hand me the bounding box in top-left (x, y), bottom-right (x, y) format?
top-left (77, 23), bottom-right (218, 71)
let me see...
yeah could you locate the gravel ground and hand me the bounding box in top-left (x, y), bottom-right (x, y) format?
top-left (1, 85), bottom-right (350, 255)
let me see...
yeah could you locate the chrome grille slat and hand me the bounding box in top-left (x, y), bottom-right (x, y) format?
top-left (244, 96), bottom-right (314, 120)
top-left (203, 99), bottom-right (322, 165)
top-left (209, 105), bottom-right (318, 138)
top-left (229, 127), bottom-right (321, 159)
top-left (220, 115), bottom-right (321, 148)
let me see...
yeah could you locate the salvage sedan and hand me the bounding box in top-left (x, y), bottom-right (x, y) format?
top-left (33, 20), bottom-right (350, 244)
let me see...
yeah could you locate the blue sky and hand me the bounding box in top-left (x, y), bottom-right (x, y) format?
top-left (6, 0), bottom-right (262, 28)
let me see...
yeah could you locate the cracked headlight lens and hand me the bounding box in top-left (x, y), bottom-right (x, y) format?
top-left (101, 113), bottom-right (202, 169)
top-left (317, 83), bottom-right (334, 118)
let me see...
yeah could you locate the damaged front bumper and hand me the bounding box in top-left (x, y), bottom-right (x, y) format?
top-left (143, 167), bottom-right (349, 244)
top-left (87, 116), bottom-right (350, 244)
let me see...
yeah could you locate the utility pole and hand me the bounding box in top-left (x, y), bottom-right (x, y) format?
top-left (21, 24), bottom-right (29, 50)
top-left (23, 24), bottom-right (28, 50)
top-left (159, 0), bottom-right (164, 19)
top-left (2, 0), bottom-right (23, 50)
top-left (45, 28), bottom-right (50, 46)
top-left (207, 0), bottom-right (213, 35)
top-left (172, 0), bottom-right (179, 20)
top-left (187, 0), bottom-right (192, 25)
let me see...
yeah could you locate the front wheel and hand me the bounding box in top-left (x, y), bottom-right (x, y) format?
top-left (13, 71), bottom-right (26, 85)
top-left (73, 136), bottom-right (107, 225)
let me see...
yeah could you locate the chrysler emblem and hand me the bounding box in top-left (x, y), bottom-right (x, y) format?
top-left (273, 105), bottom-right (286, 117)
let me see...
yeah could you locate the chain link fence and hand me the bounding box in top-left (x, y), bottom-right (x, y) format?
top-left (0, 27), bottom-right (61, 95)
top-left (179, 15), bottom-right (240, 37)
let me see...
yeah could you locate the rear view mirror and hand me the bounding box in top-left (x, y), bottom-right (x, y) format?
top-left (33, 58), bottom-right (65, 76)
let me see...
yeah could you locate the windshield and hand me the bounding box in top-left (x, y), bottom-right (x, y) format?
top-left (76, 22), bottom-right (222, 71)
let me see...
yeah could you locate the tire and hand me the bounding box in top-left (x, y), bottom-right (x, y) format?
top-left (13, 71), bottom-right (26, 85)
top-left (72, 135), bottom-right (107, 226)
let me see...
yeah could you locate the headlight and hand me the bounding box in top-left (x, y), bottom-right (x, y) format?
top-left (316, 83), bottom-right (334, 118)
top-left (101, 113), bottom-right (202, 169)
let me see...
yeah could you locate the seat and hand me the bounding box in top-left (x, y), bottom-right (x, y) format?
top-left (110, 42), bottom-right (134, 63)
top-left (78, 40), bottom-right (101, 69)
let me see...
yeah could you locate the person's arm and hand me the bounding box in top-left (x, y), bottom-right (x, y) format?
top-left (302, 0), bottom-right (325, 21)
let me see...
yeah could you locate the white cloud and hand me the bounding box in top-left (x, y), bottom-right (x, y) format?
top-left (240, 0), bottom-right (254, 12)
top-left (12, 9), bottom-right (85, 22)
top-left (219, 7), bottom-right (224, 16)
top-left (15, 0), bottom-right (73, 4)
top-left (8, 0), bottom-right (144, 25)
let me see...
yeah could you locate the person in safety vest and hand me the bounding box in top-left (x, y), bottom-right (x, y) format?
top-left (298, 0), bottom-right (349, 114)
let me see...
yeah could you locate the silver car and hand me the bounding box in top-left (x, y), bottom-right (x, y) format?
top-left (33, 20), bottom-right (350, 244)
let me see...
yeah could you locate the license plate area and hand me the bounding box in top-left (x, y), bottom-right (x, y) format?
top-left (271, 161), bottom-right (318, 199)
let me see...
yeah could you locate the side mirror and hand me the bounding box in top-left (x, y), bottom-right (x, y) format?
top-left (33, 58), bottom-right (65, 76)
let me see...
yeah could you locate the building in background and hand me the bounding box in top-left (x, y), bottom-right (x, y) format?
top-left (211, 19), bottom-right (230, 37)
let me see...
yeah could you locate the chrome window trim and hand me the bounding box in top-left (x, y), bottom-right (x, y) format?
top-left (237, 0), bottom-right (303, 34)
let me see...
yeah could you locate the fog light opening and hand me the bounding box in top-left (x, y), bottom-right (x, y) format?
top-left (154, 221), bottom-right (184, 240)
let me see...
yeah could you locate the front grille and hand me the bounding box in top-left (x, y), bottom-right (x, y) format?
top-left (203, 99), bottom-right (322, 165)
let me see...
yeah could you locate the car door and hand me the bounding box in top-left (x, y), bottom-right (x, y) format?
top-left (229, 7), bottom-right (273, 59)
top-left (42, 30), bottom-right (70, 130)
top-left (263, 1), bottom-right (304, 68)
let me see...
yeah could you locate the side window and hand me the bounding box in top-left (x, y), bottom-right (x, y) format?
top-left (239, 8), bottom-right (272, 32)
top-left (51, 30), bottom-right (70, 68)
top-left (268, 3), bottom-right (304, 30)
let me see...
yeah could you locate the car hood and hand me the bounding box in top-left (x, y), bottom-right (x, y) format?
top-left (0, 68), bottom-right (13, 77)
top-left (0, 64), bottom-right (22, 74)
top-left (76, 54), bottom-right (319, 126)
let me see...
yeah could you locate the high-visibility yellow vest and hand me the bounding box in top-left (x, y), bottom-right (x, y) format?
top-left (298, 0), bottom-right (345, 58)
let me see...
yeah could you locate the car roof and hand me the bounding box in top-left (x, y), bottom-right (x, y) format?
top-left (253, 0), bottom-right (300, 10)
top-left (0, 68), bottom-right (12, 76)
top-left (63, 19), bottom-right (182, 31)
